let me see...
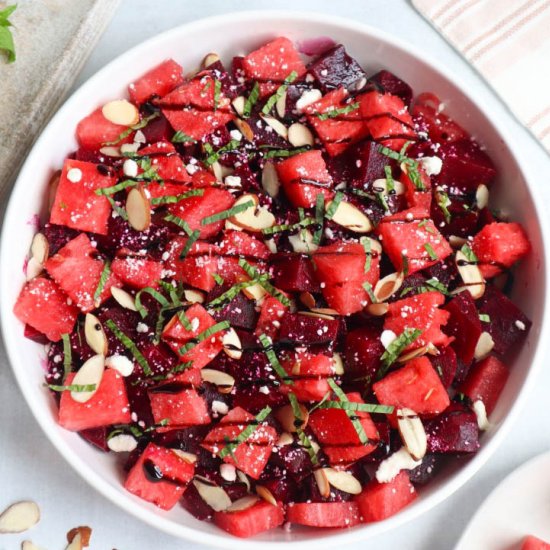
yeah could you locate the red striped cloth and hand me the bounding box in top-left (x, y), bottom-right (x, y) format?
top-left (413, 0), bottom-right (550, 153)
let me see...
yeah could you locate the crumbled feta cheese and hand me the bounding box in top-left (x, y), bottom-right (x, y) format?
top-left (67, 168), bottom-right (82, 183)
top-left (296, 89), bottom-right (322, 111)
top-left (380, 329), bottom-right (398, 349)
top-left (105, 354), bottom-right (134, 377)
top-left (123, 158), bottom-right (139, 178)
top-left (212, 400), bottom-right (229, 415)
top-left (220, 463), bottom-right (237, 482)
top-left (472, 399), bottom-right (491, 431)
top-left (107, 433), bottom-right (138, 453)
top-left (419, 156), bottom-right (443, 176)
top-left (376, 447), bottom-right (422, 483)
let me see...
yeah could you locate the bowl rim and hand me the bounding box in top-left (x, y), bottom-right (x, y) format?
top-left (1, 9), bottom-right (549, 549)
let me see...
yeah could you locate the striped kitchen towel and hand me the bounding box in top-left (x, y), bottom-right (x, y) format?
top-left (412, 0), bottom-right (550, 154)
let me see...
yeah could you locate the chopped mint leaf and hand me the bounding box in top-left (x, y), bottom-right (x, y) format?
top-left (103, 113), bottom-right (158, 146)
top-left (460, 243), bottom-right (478, 263)
top-left (424, 242), bottom-right (438, 261)
top-left (325, 191), bottom-right (345, 220)
top-left (172, 131), bottom-right (197, 144)
top-left (0, 5), bottom-right (17, 64)
top-left (261, 71), bottom-right (298, 115)
top-left (378, 328), bottom-right (422, 378)
top-left (259, 333), bottom-right (292, 385)
top-left (106, 319), bottom-right (152, 376)
top-left (201, 200), bottom-right (254, 225)
top-left (93, 260), bottom-right (111, 305)
top-left (243, 82), bottom-right (260, 118)
top-left (48, 383), bottom-right (97, 393)
top-left (178, 321), bottom-right (230, 355)
top-left (61, 333), bottom-right (72, 382)
top-left (315, 102), bottom-right (360, 121)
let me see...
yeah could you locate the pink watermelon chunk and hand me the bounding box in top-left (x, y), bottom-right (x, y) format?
top-left (128, 59), bottom-right (184, 105)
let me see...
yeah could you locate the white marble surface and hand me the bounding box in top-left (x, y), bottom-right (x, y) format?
top-left (1, 1), bottom-right (550, 549)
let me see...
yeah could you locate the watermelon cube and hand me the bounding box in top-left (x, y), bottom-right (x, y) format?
top-left (354, 471), bottom-right (417, 522)
top-left (472, 222), bottom-right (530, 278)
top-left (149, 385), bottom-right (210, 427)
top-left (412, 99), bottom-right (468, 144)
top-left (254, 296), bottom-right (288, 339)
top-left (377, 219), bottom-right (452, 275)
top-left (111, 258), bottom-right (163, 290)
top-left (287, 502), bottom-right (361, 528)
top-left (50, 159), bottom-right (117, 235)
top-left (58, 370), bottom-right (131, 431)
top-left (124, 442), bottom-right (194, 510)
top-left (128, 59), bottom-right (184, 105)
top-left (14, 277), bottom-right (78, 342)
top-left (276, 150), bottom-right (334, 208)
top-left (279, 351), bottom-right (333, 402)
top-left (373, 356), bottom-right (450, 415)
top-left (45, 233), bottom-right (120, 312)
top-left (214, 500), bottom-right (284, 538)
top-left (162, 303), bottom-right (224, 368)
top-left (201, 407), bottom-right (277, 479)
top-left (76, 107), bottom-right (134, 151)
top-left (522, 536), bottom-right (550, 550)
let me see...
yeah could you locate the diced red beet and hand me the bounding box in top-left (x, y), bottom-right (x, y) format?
top-left (180, 479), bottom-right (214, 521)
top-left (373, 356), bottom-right (450, 415)
top-left (408, 454), bottom-right (440, 485)
top-left (354, 471), bottom-right (417, 522)
top-left (124, 442), bottom-right (194, 510)
top-left (14, 277), bottom-right (78, 342)
top-left (431, 345), bottom-right (458, 389)
top-left (128, 59), bottom-right (184, 105)
top-left (271, 254), bottom-right (320, 293)
top-left (209, 289), bottom-right (258, 331)
top-left (308, 44), bottom-right (367, 93)
top-left (42, 223), bottom-right (79, 256)
top-left (425, 403), bottom-right (479, 453)
top-left (444, 291), bottom-right (482, 365)
top-left (287, 502), bottom-right (361, 528)
top-left (412, 96), bottom-right (469, 143)
top-left (214, 501), bottom-right (284, 538)
top-left (460, 356), bottom-right (509, 414)
top-left (477, 286), bottom-right (531, 356)
top-left (23, 323), bottom-right (50, 344)
top-left (58, 370), bottom-right (131, 431)
top-left (368, 70), bottom-right (413, 107)
top-left (344, 326), bottom-right (384, 385)
top-left (278, 312), bottom-right (339, 346)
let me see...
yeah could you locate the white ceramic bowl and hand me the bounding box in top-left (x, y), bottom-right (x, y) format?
top-left (1, 10), bottom-right (549, 549)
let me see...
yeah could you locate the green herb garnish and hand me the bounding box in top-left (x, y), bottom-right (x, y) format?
top-left (163, 213), bottom-right (194, 235)
top-left (0, 5), bottom-right (17, 63)
top-left (327, 379), bottom-right (369, 444)
top-left (325, 191), bottom-right (344, 220)
top-left (48, 383), bottom-right (97, 393)
top-left (105, 195), bottom-right (128, 220)
top-left (362, 281), bottom-right (377, 303)
top-left (261, 71), bottom-right (298, 115)
top-left (103, 113), bottom-right (159, 146)
top-left (313, 193), bottom-right (325, 246)
top-left (362, 237), bottom-right (372, 273)
top-left (213, 79), bottom-right (222, 111)
top-left (296, 428), bottom-right (319, 465)
top-left (378, 328), bottom-right (422, 378)
top-left (201, 200), bottom-right (254, 225)
top-left (261, 146), bottom-right (310, 159)
top-left (424, 243), bottom-right (438, 261)
top-left (238, 259), bottom-right (291, 306)
top-left (243, 82), bottom-right (260, 118)
top-left (94, 260), bottom-right (111, 305)
top-left (172, 131), bottom-right (197, 144)
top-left (105, 319), bottom-right (152, 376)
top-left (61, 333), bottom-right (72, 382)
top-left (212, 273), bottom-right (224, 285)
top-left (204, 139), bottom-right (241, 166)
top-left (179, 230), bottom-right (200, 260)
top-left (150, 188), bottom-right (204, 206)
top-left (261, 217), bottom-right (316, 236)
top-left (384, 165), bottom-right (395, 193)
top-left (317, 400), bottom-right (394, 414)
top-left (460, 243), bottom-right (478, 263)
top-left (178, 321), bottom-right (230, 355)
top-left (135, 287), bottom-right (170, 319)
top-left (479, 313), bottom-right (491, 323)
top-left (378, 145), bottom-right (425, 191)
top-left (315, 102), bottom-right (360, 121)
top-left (208, 277), bottom-right (267, 309)
top-left (258, 333), bottom-right (292, 385)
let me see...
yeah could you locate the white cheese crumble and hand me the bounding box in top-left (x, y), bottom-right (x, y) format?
top-left (123, 158), bottom-right (139, 178)
top-left (472, 399), bottom-right (491, 431)
top-left (296, 89), bottom-right (322, 111)
top-left (419, 156), bottom-right (443, 176)
top-left (220, 463), bottom-right (237, 482)
top-left (67, 168), bottom-right (82, 183)
top-left (107, 433), bottom-right (138, 453)
top-left (105, 355), bottom-right (134, 377)
top-left (376, 447), bottom-right (422, 483)
top-left (380, 329), bottom-right (398, 349)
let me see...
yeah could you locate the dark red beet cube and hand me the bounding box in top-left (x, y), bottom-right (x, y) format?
top-left (271, 254), bottom-right (320, 293)
top-left (278, 312), bottom-right (339, 345)
top-left (344, 326), bottom-right (384, 385)
top-left (431, 345), bottom-right (458, 388)
top-left (368, 69), bottom-right (413, 107)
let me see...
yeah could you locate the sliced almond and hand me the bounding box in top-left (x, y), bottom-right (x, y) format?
top-left (201, 369), bottom-right (235, 394)
top-left (331, 353), bottom-right (345, 375)
top-left (366, 302), bottom-right (389, 316)
top-left (475, 184), bottom-right (489, 210)
top-left (220, 463), bottom-right (237, 482)
top-left (222, 327), bottom-right (243, 360)
top-left (236, 470), bottom-right (251, 491)
top-left (449, 235), bottom-right (468, 249)
top-left (310, 307), bottom-right (339, 316)
top-left (265, 237), bottom-right (277, 254)
top-left (30, 233), bottom-right (49, 265)
top-left (107, 433), bottom-right (138, 453)
top-left (172, 449), bottom-right (198, 464)
top-left (314, 468), bottom-right (330, 498)
top-left (261, 161), bottom-right (281, 197)
top-left (47, 170), bottom-right (61, 212)
top-left (231, 96), bottom-right (246, 117)
top-left (84, 313), bottom-right (108, 355)
top-left (371, 177), bottom-right (405, 196)
top-left (277, 432), bottom-right (294, 447)
top-left (225, 218), bottom-right (244, 231)
top-left (242, 281), bottom-right (267, 301)
top-left (360, 236), bottom-right (383, 255)
top-left (102, 99), bottom-right (139, 126)
top-left (193, 480), bottom-right (232, 512)
top-left (26, 257), bottom-right (44, 281)
top-left (111, 286), bottom-right (137, 311)
top-left (202, 52), bottom-right (220, 68)
top-left (327, 200), bottom-right (373, 233)
top-left (298, 310), bottom-right (335, 321)
top-left (396, 408), bottom-right (427, 461)
top-left (0, 501), bottom-right (40, 533)
top-left (455, 250), bottom-right (485, 299)
top-left (71, 354), bottom-right (105, 403)
top-left (474, 331), bottom-right (494, 360)
top-left (210, 161), bottom-right (224, 182)
top-left (22, 542), bottom-right (41, 550)
top-left (288, 229), bottom-right (318, 253)
top-left (472, 399), bottom-right (490, 431)
top-left (226, 495), bottom-right (259, 512)
top-left (98, 146), bottom-right (122, 158)
top-left (397, 344), bottom-right (433, 363)
top-left (126, 186), bottom-right (151, 231)
top-left (288, 123), bottom-right (314, 147)
top-left (66, 526), bottom-right (92, 548)
top-left (276, 90), bottom-right (287, 118)
top-left (256, 485), bottom-right (278, 506)
top-left (299, 291), bottom-right (316, 309)
top-left (229, 193), bottom-right (275, 232)
top-left (375, 447), bottom-right (421, 484)
top-left (323, 468), bottom-right (362, 495)
top-left (234, 118), bottom-right (254, 142)
top-left (65, 532), bottom-right (82, 550)
top-left (374, 272), bottom-right (404, 302)
top-left (261, 115), bottom-right (288, 139)
top-left (183, 289), bottom-right (205, 304)
top-left (275, 403), bottom-right (309, 433)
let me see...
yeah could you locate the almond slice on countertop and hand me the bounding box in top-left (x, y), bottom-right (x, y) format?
top-left (326, 200), bottom-right (373, 233)
top-left (222, 327), bottom-right (243, 360)
top-left (288, 123), bottom-right (314, 147)
top-left (455, 250), bottom-right (486, 299)
top-left (66, 526), bottom-right (92, 548)
top-left (111, 286), bottom-right (138, 311)
top-left (261, 162), bottom-right (280, 197)
top-left (193, 479), bottom-right (232, 512)
top-left (21, 541), bottom-right (42, 550)
top-left (474, 331), bottom-right (494, 360)
top-left (202, 52), bottom-right (220, 68)
top-left (183, 289), bottom-right (205, 304)
top-left (126, 186), bottom-right (151, 231)
top-left (366, 302), bottom-right (389, 316)
top-left (233, 118), bottom-right (254, 142)
top-left (30, 233), bottom-right (49, 265)
top-left (0, 501), bottom-right (40, 533)
top-left (71, 354), bottom-right (105, 403)
top-left (172, 449), bottom-right (198, 464)
top-left (65, 533), bottom-right (82, 550)
top-left (323, 468), bottom-right (362, 495)
top-left (371, 177), bottom-right (405, 196)
top-left (229, 193), bottom-right (275, 232)
top-left (314, 468), bottom-right (330, 498)
top-left (201, 369), bottom-right (235, 394)
top-left (231, 96), bottom-right (246, 117)
top-left (396, 408), bottom-right (427, 461)
top-left (374, 271), bottom-right (404, 302)
top-left (102, 99), bottom-right (139, 126)
top-left (256, 485), bottom-right (278, 506)
top-left (226, 495), bottom-right (259, 512)
top-left (107, 433), bottom-right (138, 453)
top-left (84, 313), bottom-right (108, 356)
top-left (260, 115), bottom-right (288, 139)
top-left (275, 403), bottom-right (309, 433)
